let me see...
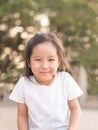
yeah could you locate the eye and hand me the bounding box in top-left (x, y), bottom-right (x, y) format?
top-left (34, 59), bottom-right (41, 61)
top-left (49, 59), bottom-right (55, 61)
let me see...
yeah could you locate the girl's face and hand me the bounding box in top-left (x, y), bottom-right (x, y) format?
top-left (29, 41), bottom-right (59, 85)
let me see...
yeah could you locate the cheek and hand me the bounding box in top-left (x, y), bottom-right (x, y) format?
top-left (30, 62), bottom-right (41, 73)
top-left (30, 63), bottom-right (37, 69)
top-left (52, 62), bottom-right (59, 70)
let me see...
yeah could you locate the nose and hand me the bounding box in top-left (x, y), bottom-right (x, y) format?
top-left (41, 61), bottom-right (49, 68)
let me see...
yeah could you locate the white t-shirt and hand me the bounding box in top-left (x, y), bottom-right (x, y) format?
top-left (9, 71), bottom-right (83, 130)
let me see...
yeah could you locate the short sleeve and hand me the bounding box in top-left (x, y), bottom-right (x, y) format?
top-left (66, 73), bottom-right (83, 100)
top-left (9, 77), bottom-right (25, 103)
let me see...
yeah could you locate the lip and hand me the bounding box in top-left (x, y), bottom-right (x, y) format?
top-left (40, 71), bottom-right (50, 73)
top-left (40, 71), bottom-right (50, 74)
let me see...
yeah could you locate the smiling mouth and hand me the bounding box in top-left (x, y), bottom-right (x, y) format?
top-left (40, 71), bottom-right (50, 74)
top-left (40, 71), bottom-right (49, 73)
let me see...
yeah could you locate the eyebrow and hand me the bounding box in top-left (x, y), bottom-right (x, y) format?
top-left (32, 55), bottom-right (56, 58)
top-left (31, 56), bottom-right (41, 58)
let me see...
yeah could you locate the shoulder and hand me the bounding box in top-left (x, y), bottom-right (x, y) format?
top-left (17, 76), bottom-right (32, 83)
top-left (15, 76), bottom-right (32, 87)
top-left (56, 71), bottom-right (71, 79)
top-left (56, 71), bottom-right (77, 85)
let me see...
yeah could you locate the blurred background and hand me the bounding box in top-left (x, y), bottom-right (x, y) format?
top-left (0, 0), bottom-right (98, 130)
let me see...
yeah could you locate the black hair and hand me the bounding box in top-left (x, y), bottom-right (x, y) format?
top-left (24, 32), bottom-right (71, 78)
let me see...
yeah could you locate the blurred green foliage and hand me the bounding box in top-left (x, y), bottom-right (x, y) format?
top-left (0, 0), bottom-right (98, 94)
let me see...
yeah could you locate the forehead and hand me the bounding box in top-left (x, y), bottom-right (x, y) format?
top-left (32, 41), bottom-right (57, 53)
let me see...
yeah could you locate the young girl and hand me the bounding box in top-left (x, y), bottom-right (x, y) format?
top-left (9, 32), bottom-right (83, 130)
